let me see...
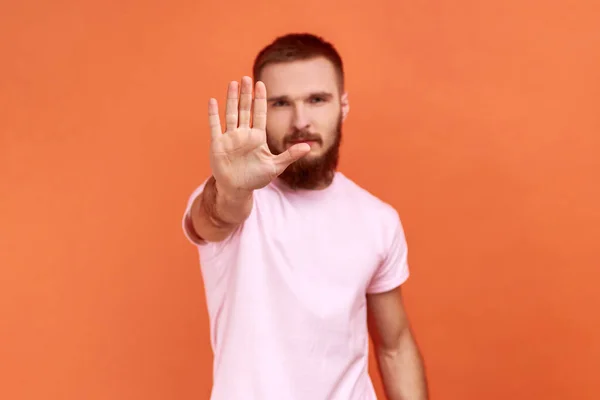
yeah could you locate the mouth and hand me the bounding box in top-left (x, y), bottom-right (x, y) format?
top-left (287, 139), bottom-right (321, 148)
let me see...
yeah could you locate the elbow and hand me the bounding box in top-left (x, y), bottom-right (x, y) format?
top-left (375, 328), bottom-right (413, 359)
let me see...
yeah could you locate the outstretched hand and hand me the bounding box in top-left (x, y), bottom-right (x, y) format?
top-left (208, 76), bottom-right (310, 194)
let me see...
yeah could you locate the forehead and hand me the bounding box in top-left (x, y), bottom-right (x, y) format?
top-left (259, 57), bottom-right (340, 98)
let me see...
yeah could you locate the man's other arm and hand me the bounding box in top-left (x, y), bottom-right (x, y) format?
top-left (367, 286), bottom-right (428, 400)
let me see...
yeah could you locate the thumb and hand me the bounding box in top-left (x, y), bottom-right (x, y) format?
top-left (272, 143), bottom-right (311, 174)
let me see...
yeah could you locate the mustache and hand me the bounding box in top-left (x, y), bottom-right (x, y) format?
top-left (284, 130), bottom-right (322, 144)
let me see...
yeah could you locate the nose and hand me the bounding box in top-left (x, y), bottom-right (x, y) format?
top-left (292, 104), bottom-right (310, 131)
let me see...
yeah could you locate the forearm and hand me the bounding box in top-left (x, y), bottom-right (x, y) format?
top-left (190, 176), bottom-right (253, 242)
top-left (377, 329), bottom-right (428, 400)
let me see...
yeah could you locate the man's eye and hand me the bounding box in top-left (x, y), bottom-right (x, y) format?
top-left (272, 100), bottom-right (288, 107)
top-left (310, 97), bottom-right (325, 103)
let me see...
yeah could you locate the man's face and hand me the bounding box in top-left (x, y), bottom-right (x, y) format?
top-left (259, 56), bottom-right (348, 189)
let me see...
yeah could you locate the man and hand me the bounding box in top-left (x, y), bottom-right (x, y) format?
top-left (182, 33), bottom-right (428, 400)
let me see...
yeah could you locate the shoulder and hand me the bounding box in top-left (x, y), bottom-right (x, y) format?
top-left (336, 173), bottom-right (405, 247)
top-left (335, 174), bottom-right (410, 280)
top-left (336, 173), bottom-right (400, 221)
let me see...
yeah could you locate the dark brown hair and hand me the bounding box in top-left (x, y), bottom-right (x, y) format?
top-left (252, 33), bottom-right (345, 90)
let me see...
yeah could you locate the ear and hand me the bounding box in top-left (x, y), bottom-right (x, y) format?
top-left (341, 92), bottom-right (350, 121)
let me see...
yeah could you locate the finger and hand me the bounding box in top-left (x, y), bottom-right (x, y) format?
top-left (252, 81), bottom-right (267, 131)
top-left (238, 76), bottom-right (253, 129)
top-left (208, 98), bottom-right (222, 140)
top-left (225, 81), bottom-right (239, 132)
top-left (273, 143), bottom-right (311, 174)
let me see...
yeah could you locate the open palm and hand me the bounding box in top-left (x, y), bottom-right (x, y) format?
top-left (208, 77), bottom-right (310, 193)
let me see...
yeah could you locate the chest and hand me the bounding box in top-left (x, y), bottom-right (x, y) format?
top-left (259, 200), bottom-right (382, 300)
top-left (228, 197), bottom-right (387, 338)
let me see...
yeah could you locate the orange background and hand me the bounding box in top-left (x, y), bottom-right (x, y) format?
top-left (1, 0), bottom-right (599, 399)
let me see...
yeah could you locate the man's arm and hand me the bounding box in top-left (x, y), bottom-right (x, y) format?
top-left (189, 176), bottom-right (253, 243)
top-left (367, 286), bottom-right (428, 400)
top-left (187, 77), bottom-right (310, 245)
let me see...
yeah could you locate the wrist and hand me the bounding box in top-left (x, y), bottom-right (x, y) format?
top-left (214, 179), bottom-right (253, 204)
top-left (205, 177), bottom-right (253, 227)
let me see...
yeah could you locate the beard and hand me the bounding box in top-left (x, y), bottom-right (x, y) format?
top-left (267, 115), bottom-right (342, 190)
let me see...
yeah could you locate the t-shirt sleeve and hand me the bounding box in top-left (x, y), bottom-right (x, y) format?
top-left (367, 212), bottom-right (410, 294)
top-left (181, 178), bottom-right (245, 263)
top-left (182, 179), bottom-right (210, 246)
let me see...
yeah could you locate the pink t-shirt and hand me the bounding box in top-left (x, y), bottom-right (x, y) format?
top-left (182, 172), bottom-right (410, 400)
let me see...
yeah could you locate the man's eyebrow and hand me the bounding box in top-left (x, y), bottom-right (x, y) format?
top-left (266, 95), bottom-right (290, 102)
top-left (266, 92), bottom-right (334, 102)
top-left (310, 91), bottom-right (334, 100)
